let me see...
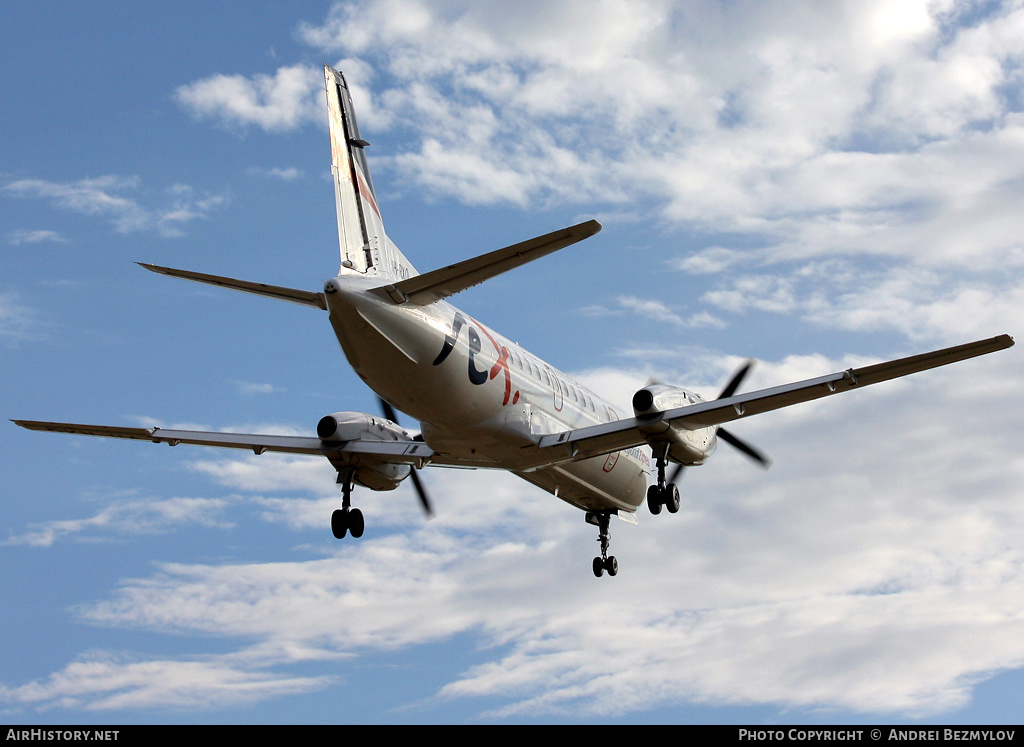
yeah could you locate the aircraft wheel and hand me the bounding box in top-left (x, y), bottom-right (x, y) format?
top-left (605, 556), bottom-right (618, 576)
top-left (647, 485), bottom-right (663, 515)
top-left (665, 484), bottom-right (680, 514)
top-left (349, 508), bottom-right (365, 538)
top-left (593, 557), bottom-right (604, 577)
top-left (331, 509), bottom-right (348, 539)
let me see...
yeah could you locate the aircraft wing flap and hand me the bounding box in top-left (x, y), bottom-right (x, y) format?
top-left (537, 334), bottom-right (1014, 462)
top-left (535, 418), bottom-right (647, 462)
top-left (138, 263), bottom-right (327, 310)
top-left (373, 220), bottom-right (601, 305)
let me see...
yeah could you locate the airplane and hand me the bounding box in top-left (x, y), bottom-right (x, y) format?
top-left (14, 65), bottom-right (1015, 578)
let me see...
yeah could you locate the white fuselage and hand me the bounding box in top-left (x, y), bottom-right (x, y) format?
top-left (322, 269), bottom-right (658, 513)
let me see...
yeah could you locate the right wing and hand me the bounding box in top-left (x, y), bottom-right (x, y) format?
top-left (138, 263), bottom-right (327, 310)
top-left (536, 334), bottom-right (1014, 463)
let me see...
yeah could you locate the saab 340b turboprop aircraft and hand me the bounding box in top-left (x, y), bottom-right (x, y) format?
top-left (15, 65), bottom-right (1015, 577)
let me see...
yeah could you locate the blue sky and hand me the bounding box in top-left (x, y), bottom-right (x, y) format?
top-left (3, 0), bottom-right (1024, 724)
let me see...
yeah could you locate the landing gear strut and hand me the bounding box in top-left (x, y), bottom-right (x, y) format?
top-left (331, 469), bottom-right (364, 539)
top-left (586, 511), bottom-right (618, 577)
top-left (647, 443), bottom-right (681, 515)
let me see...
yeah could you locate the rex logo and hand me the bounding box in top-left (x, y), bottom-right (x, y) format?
top-left (433, 311), bottom-right (518, 405)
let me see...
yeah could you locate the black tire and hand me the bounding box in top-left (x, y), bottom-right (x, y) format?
top-left (331, 509), bottom-right (348, 539)
top-left (349, 508), bottom-right (365, 538)
top-left (593, 557), bottom-right (604, 577)
top-left (606, 556), bottom-right (618, 576)
top-left (647, 485), bottom-right (663, 515)
top-left (665, 483), bottom-right (680, 513)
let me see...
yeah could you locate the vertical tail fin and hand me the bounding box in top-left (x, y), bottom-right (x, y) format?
top-left (325, 65), bottom-right (386, 275)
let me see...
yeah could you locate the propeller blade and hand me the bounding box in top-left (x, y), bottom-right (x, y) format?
top-left (408, 466), bottom-right (434, 517)
top-left (379, 397), bottom-right (434, 517)
top-left (667, 462), bottom-right (685, 486)
top-left (379, 398), bottom-right (399, 424)
top-left (715, 361), bottom-right (771, 470)
top-left (717, 427), bottom-right (772, 469)
top-left (717, 359), bottom-right (754, 400)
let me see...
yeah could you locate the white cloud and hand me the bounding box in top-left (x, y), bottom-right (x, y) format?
top-left (690, 259), bottom-right (1024, 342)
top-left (702, 274), bottom-right (798, 315)
top-left (0, 652), bottom-right (332, 712)
top-left (175, 64), bottom-right (323, 132)
top-left (233, 380), bottom-right (282, 395)
top-left (0, 292), bottom-right (37, 342)
top-left (6, 346), bottom-right (1022, 718)
top-left (610, 295), bottom-right (726, 329)
top-left (3, 496), bottom-right (236, 548)
top-left (3, 175), bottom-right (149, 233)
top-left (7, 229), bottom-right (67, 245)
top-left (672, 246), bottom-right (751, 275)
top-left (248, 166), bottom-right (303, 181)
top-left (249, 496), bottom-right (340, 531)
top-left (1, 176), bottom-right (227, 237)
top-left (189, 452), bottom-right (337, 495)
top-left (281, 0), bottom-right (1024, 271)
top-left (158, 184), bottom-right (229, 237)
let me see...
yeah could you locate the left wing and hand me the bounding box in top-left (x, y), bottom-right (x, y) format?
top-left (12, 420), bottom-right (435, 465)
top-left (536, 334), bottom-right (1014, 463)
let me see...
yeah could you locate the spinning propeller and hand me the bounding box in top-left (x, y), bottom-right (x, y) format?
top-left (664, 359), bottom-right (771, 490)
top-left (378, 398), bottom-right (434, 517)
top-left (712, 360), bottom-right (772, 469)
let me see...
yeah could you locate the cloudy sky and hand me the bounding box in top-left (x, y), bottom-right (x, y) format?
top-left (3, 0), bottom-right (1023, 725)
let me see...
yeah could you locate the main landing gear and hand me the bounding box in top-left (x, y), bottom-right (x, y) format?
top-left (647, 443), bottom-right (681, 515)
top-left (586, 511), bottom-right (618, 577)
top-left (332, 469), bottom-right (364, 539)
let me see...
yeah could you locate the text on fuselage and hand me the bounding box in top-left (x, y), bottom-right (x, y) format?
top-left (433, 312), bottom-right (518, 405)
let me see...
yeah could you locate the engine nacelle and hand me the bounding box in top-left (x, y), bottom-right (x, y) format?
top-left (317, 411), bottom-right (413, 491)
top-left (632, 384), bottom-right (715, 466)
top-left (632, 383), bottom-right (704, 415)
top-left (317, 411), bottom-right (409, 442)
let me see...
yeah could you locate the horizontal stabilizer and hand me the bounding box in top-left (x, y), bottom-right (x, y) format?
top-left (139, 263), bottom-right (327, 310)
top-left (536, 334), bottom-right (1014, 463)
top-left (373, 219), bottom-right (602, 305)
